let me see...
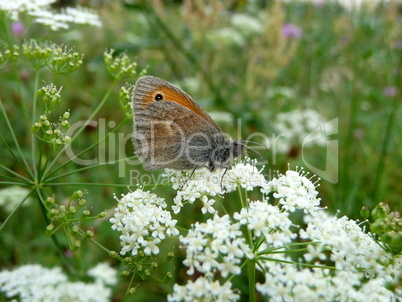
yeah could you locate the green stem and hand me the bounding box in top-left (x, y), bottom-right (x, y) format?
top-left (31, 69), bottom-right (41, 177)
top-left (258, 257), bottom-right (336, 270)
top-left (37, 138), bottom-right (46, 180)
top-left (0, 136), bottom-right (32, 180)
top-left (36, 188), bottom-right (73, 270)
top-left (0, 174), bottom-right (30, 184)
top-left (0, 162), bottom-right (32, 183)
top-left (237, 185), bottom-right (245, 208)
top-left (257, 241), bottom-right (316, 255)
top-left (77, 227), bottom-right (111, 254)
top-left (247, 260), bottom-right (256, 302)
top-left (43, 117), bottom-right (128, 181)
top-left (0, 100), bottom-right (34, 178)
top-left (42, 79), bottom-right (118, 180)
top-left (44, 182), bottom-right (133, 187)
top-left (0, 181), bottom-right (30, 185)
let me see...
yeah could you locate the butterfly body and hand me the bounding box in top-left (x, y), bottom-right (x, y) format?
top-left (132, 76), bottom-right (243, 171)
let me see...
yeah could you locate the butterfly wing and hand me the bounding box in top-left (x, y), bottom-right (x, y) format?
top-left (134, 100), bottom-right (220, 170)
top-left (133, 76), bottom-right (222, 132)
top-left (132, 76), bottom-right (223, 170)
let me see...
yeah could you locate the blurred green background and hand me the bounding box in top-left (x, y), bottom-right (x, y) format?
top-left (0, 0), bottom-right (401, 300)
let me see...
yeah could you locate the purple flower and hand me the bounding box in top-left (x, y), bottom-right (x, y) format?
top-left (383, 86), bottom-right (398, 97)
top-left (282, 23), bottom-right (303, 39)
top-left (12, 22), bottom-right (24, 37)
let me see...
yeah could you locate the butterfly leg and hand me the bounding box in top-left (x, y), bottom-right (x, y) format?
top-left (220, 167), bottom-right (228, 191)
top-left (180, 166), bottom-right (197, 190)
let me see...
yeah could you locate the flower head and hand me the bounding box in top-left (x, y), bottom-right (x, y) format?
top-left (104, 49), bottom-right (145, 81)
top-left (12, 21), bottom-right (24, 36)
top-left (168, 277), bottom-right (240, 302)
top-left (0, 1), bottom-right (102, 30)
top-left (0, 264), bottom-right (112, 302)
top-left (87, 263), bottom-right (117, 287)
top-left (180, 214), bottom-right (251, 277)
top-left (165, 159), bottom-right (268, 214)
top-left (267, 167), bottom-right (321, 214)
top-left (110, 189), bottom-right (179, 256)
top-left (282, 23), bottom-right (303, 39)
top-left (277, 109), bottom-right (333, 151)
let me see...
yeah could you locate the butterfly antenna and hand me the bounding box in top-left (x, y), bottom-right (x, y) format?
top-left (242, 140), bottom-right (270, 152)
top-left (241, 143), bottom-right (267, 164)
top-left (220, 167), bottom-right (228, 191)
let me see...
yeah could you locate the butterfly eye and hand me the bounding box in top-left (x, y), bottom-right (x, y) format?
top-left (155, 93), bottom-right (163, 101)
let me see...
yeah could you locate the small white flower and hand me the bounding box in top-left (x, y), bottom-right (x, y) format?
top-left (304, 244), bottom-right (327, 262)
top-left (201, 196), bottom-right (216, 214)
top-left (143, 238), bottom-right (161, 255)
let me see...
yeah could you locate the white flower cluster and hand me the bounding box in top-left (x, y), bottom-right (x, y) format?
top-left (165, 160), bottom-right (400, 300)
top-left (301, 212), bottom-right (390, 272)
top-left (0, 186), bottom-right (32, 213)
top-left (0, 264), bottom-right (113, 302)
top-left (255, 202), bottom-right (401, 301)
top-left (164, 168), bottom-right (224, 214)
top-left (168, 277), bottom-right (239, 302)
top-left (111, 159), bottom-right (400, 300)
top-left (180, 214), bottom-right (252, 277)
top-left (257, 263), bottom-right (397, 302)
top-left (110, 189), bottom-right (179, 256)
top-left (223, 159), bottom-right (268, 192)
top-left (0, 0), bottom-right (54, 19)
top-left (87, 262), bottom-right (118, 287)
top-left (234, 201), bottom-right (295, 247)
top-left (0, 0), bottom-right (102, 30)
top-left (267, 168), bottom-right (321, 213)
top-left (166, 159), bottom-right (268, 214)
top-left (273, 108), bottom-right (332, 153)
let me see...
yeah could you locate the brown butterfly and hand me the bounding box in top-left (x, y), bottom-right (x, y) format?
top-left (132, 76), bottom-right (244, 172)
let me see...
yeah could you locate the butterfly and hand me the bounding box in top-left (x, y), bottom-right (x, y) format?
top-left (132, 76), bottom-right (244, 172)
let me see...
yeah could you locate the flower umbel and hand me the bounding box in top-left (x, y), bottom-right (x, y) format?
top-left (110, 189), bottom-right (179, 256)
top-left (0, 264), bottom-right (112, 302)
top-left (32, 86), bottom-right (72, 146)
top-left (47, 46), bottom-right (84, 75)
top-left (119, 84), bottom-right (134, 119)
top-left (104, 49), bottom-right (146, 81)
top-left (0, 44), bottom-right (19, 70)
